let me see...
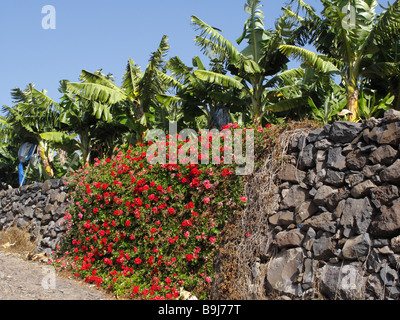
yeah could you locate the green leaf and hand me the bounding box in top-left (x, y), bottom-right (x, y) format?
top-left (193, 70), bottom-right (245, 90)
top-left (67, 82), bottom-right (126, 104)
top-left (279, 45), bottom-right (341, 75)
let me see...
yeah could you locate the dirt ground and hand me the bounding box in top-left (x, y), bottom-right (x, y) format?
top-left (0, 249), bottom-right (115, 300)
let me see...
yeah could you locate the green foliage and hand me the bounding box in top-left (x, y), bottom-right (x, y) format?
top-left (54, 125), bottom-right (258, 299)
top-left (358, 88), bottom-right (394, 120)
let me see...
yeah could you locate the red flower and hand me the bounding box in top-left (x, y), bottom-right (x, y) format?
top-left (186, 254), bottom-right (194, 261)
top-left (134, 258), bottom-right (142, 265)
top-left (125, 220), bottom-right (131, 227)
top-left (150, 227), bottom-right (157, 234)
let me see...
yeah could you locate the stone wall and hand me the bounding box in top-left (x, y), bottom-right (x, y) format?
top-left (261, 109), bottom-right (400, 300)
top-left (0, 177), bottom-right (70, 255)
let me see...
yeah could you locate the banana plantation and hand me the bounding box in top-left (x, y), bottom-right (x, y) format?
top-left (1, 0), bottom-right (399, 188)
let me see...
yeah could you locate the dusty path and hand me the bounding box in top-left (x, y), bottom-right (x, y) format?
top-left (0, 250), bottom-right (115, 300)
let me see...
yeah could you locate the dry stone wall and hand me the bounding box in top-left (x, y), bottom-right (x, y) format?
top-left (262, 110), bottom-right (400, 300)
top-left (0, 177), bottom-right (70, 255)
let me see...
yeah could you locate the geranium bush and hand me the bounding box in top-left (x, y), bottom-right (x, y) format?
top-left (52, 123), bottom-right (269, 300)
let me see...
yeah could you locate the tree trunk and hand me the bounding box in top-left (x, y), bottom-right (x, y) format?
top-left (347, 86), bottom-right (359, 122)
top-left (38, 141), bottom-right (54, 178)
top-left (79, 129), bottom-right (91, 166)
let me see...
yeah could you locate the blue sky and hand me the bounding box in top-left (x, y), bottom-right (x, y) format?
top-left (0, 0), bottom-right (325, 112)
top-left (0, 0), bottom-right (387, 113)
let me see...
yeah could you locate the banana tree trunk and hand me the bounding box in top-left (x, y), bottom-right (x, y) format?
top-left (347, 86), bottom-right (359, 122)
top-left (252, 77), bottom-right (264, 126)
top-left (79, 129), bottom-right (91, 166)
top-left (38, 141), bottom-right (54, 178)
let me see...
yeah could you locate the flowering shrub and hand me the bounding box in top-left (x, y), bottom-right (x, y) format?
top-left (53, 124), bottom-right (270, 300)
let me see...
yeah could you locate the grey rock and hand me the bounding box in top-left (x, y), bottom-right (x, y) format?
top-left (325, 169), bottom-right (345, 187)
top-left (342, 233), bottom-right (371, 260)
top-left (44, 204), bottom-right (55, 215)
top-left (350, 180), bottom-right (377, 198)
top-left (298, 144), bottom-right (316, 169)
top-left (302, 211), bottom-right (337, 234)
top-left (302, 227), bottom-right (316, 251)
top-left (380, 159), bottom-right (400, 183)
top-left (278, 164), bottom-right (306, 184)
top-left (380, 264), bottom-right (398, 287)
top-left (41, 214), bottom-right (52, 225)
top-left (369, 145), bottom-right (399, 165)
top-left (302, 258), bottom-right (315, 290)
top-left (326, 189), bottom-right (350, 212)
top-left (315, 138), bottom-right (333, 150)
top-left (327, 147), bottom-right (347, 171)
top-left (362, 164), bottom-right (385, 179)
top-left (390, 235), bottom-right (400, 253)
top-left (317, 262), bottom-right (366, 300)
top-left (265, 247), bottom-right (305, 297)
top-left (366, 274), bottom-right (385, 300)
top-left (275, 228), bottom-right (305, 249)
top-left (21, 206), bottom-right (34, 219)
top-left (340, 197), bottom-right (374, 237)
top-left (366, 248), bottom-right (385, 273)
top-left (370, 199), bottom-right (400, 237)
top-left (346, 149), bottom-right (368, 171)
top-left (312, 233), bottom-right (335, 260)
top-left (307, 129), bottom-right (327, 143)
top-left (372, 239), bottom-right (390, 248)
top-left (41, 180), bottom-right (52, 193)
top-left (16, 217), bottom-right (30, 228)
top-left (345, 172), bottom-right (365, 188)
top-left (329, 121), bottom-right (365, 144)
top-left (313, 185), bottom-right (337, 206)
top-left (370, 185), bottom-right (399, 208)
top-left (277, 210), bottom-right (295, 227)
top-left (369, 122), bottom-right (400, 146)
top-left (383, 109), bottom-right (400, 123)
top-left (304, 169), bottom-right (317, 186)
top-left (295, 200), bottom-right (318, 224)
top-left (49, 179), bottom-right (61, 189)
top-left (280, 185), bottom-right (309, 210)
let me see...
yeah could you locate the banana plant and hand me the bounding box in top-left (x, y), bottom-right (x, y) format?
top-left (66, 35), bottom-right (170, 142)
top-left (1, 84), bottom-right (68, 179)
top-left (358, 88), bottom-right (394, 120)
top-left (157, 55), bottom-right (247, 130)
top-left (191, 0), bottom-right (305, 125)
top-left (280, 0), bottom-right (400, 121)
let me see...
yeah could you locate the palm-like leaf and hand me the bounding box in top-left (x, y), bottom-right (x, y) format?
top-left (279, 44), bottom-right (341, 75)
top-left (138, 35), bottom-right (170, 112)
top-left (122, 58), bottom-right (142, 98)
top-left (193, 70), bottom-right (245, 90)
top-left (266, 68), bottom-right (305, 87)
top-left (192, 15), bottom-right (262, 75)
top-left (67, 82), bottom-right (126, 105)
